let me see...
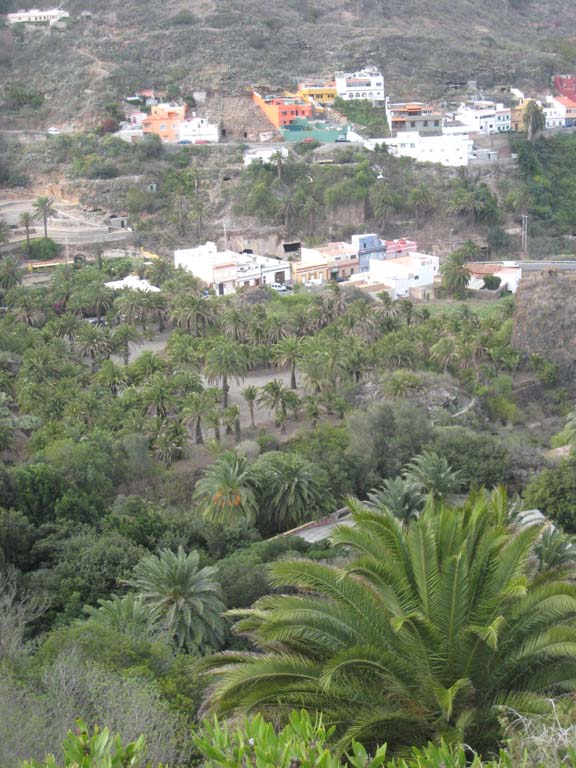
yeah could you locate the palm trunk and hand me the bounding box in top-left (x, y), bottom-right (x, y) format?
top-left (43, 213), bottom-right (48, 239)
top-left (195, 416), bottom-right (203, 444)
top-left (290, 362), bottom-right (297, 390)
top-left (25, 226), bottom-right (30, 255)
top-left (222, 375), bottom-right (229, 408)
top-left (234, 416), bottom-right (241, 443)
top-left (123, 343), bottom-right (130, 366)
top-left (249, 404), bottom-right (255, 429)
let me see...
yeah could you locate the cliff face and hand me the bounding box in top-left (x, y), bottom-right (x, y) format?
top-left (512, 272), bottom-right (576, 382)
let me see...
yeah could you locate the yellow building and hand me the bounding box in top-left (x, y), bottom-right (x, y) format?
top-left (296, 80), bottom-right (337, 105)
top-left (511, 98), bottom-right (533, 132)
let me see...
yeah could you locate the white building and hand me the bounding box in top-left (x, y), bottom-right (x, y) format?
top-left (452, 102), bottom-right (511, 135)
top-left (243, 145), bottom-right (288, 167)
top-left (349, 252), bottom-right (439, 299)
top-left (178, 115), bottom-right (219, 144)
top-left (365, 132), bottom-right (471, 167)
top-left (334, 67), bottom-right (385, 104)
top-left (466, 262), bottom-right (522, 294)
top-left (6, 8), bottom-right (70, 24)
top-left (543, 98), bottom-right (566, 129)
top-left (104, 275), bottom-right (160, 293)
top-left (174, 242), bottom-right (291, 296)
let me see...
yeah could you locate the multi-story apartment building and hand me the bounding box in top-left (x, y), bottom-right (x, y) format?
top-left (334, 67), bottom-right (385, 104)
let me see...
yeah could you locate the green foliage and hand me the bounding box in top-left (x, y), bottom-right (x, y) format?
top-left (27, 238), bottom-right (58, 261)
top-left (199, 489), bottom-right (576, 753)
top-left (4, 82), bottom-right (44, 110)
top-left (126, 545), bottom-right (225, 653)
top-left (334, 97), bottom-right (389, 138)
top-left (524, 457), bottom-right (576, 532)
top-left (21, 721), bottom-right (148, 768)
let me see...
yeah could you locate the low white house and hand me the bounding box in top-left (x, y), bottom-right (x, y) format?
top-left (174, 241), bottom-right (291, 296)
top-left (349, 252), bottom-right (439, 299)
top-left (543, 98), bottom-right (566, 129)
top-left (7, 8), bottom-right (69, 24)
top-left (178, 115), bottom-right (219, 143)
top-left (466, 262), bottom-right (522, 294)
top-left (452, 102), bottom-right (511, 135)
top-left (243, 145), bottom-right (288, 167)
top-left (365, 132), bottom-right (471, 167)
top-left (104, 275), bottom-right (160, 293)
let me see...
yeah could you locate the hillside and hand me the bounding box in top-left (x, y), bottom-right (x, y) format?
top-left (1, 0), bottom-right (576, 123)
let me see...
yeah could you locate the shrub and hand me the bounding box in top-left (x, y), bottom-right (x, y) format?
top-left (27, 237), bottom-right (58, 261)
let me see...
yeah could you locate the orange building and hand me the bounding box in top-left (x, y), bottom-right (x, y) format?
top-left (142, 103), bottom-right (187, 142)
top-left (252, 90), bottom-right (313, 129)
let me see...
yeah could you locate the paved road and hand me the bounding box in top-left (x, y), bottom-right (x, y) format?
top-left (283, 509), bottom-right (354, 543)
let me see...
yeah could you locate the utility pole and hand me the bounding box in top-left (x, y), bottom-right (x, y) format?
top-left (521, 213), bottom-right (529, 255)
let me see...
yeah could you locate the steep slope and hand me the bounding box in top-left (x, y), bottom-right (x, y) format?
top-left (1, 0), bottom-right (575, 122)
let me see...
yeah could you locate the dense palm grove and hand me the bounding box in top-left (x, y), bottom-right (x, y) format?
top-left (2, 254), bottom-right (576, 767)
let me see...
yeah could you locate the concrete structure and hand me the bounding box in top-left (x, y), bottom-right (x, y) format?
top-left (550, 96), bottom-right (576, 127)
top-left (243, 145), bottom-right (288, 167)
top-left (7, 7), bottom-right (69, 24)
top-left (543, 99), bottom-right (566, 129)
top-left (174, 242), bottom-right (291, 296)
top-left (366, 132), bottom-right (471, 167)
top-left (142, 103), bottom-right (187, 143)
top-left (105, 275), bottom-right (160, 293)
top-left (510, 99), bottom-right (534, 132)
top-left (466, 261), bottom-right (522, 293)
top-left (389, 103), bottom-right (443, 136)
top-left (350, 233), bottom-right (386, 272)
top-left (335, 67), bottom-right (385, 104)
top-left (296, 79), bottom-right (337, 105)
top-left (178, 114), bottom-right (219, 143)
top-left (294, 242), bottom-right (359, 284)
top-left (349, 252), bottom-right (439, 299)
top-left (553, 74), bottom-right (576, 101)
top-left (115, 125), bottom-right (144, 143)
top-left (252, 91), bottom-right (313, 129)
top-left (452, 102), bottom-right (511, 135)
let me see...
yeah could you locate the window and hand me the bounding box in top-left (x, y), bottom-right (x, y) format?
top-left (160, 124), bottom-right (166, 130)
top-left (423, 120), bottom-right (429, 127)
top-left (434, 120), bottom-right (440, 126)
top-left (410, 121), bottom-right (416, 127)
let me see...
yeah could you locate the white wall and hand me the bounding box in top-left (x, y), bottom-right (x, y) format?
top-left (368, 252), bottom-right (439, 298)
top-left (174, 242), bottom-right (217, 285)
top-left (335, 68), bottom-right (385, 103)
top-left (178, 116), bottom-right (219, 143)
top-left (365, 132), bottom-right (470, 167)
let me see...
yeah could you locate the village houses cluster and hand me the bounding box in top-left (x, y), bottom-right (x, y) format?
top-left (5, 8), bottom-right (574, 300)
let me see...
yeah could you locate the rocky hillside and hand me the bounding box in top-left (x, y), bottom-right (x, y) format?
top-left (1, 0), bottom-right (576, 123)
top-left (512, 271), bottom-right (576, 383)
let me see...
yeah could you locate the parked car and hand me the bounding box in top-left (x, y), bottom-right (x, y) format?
top-left (177, 139), bottom-right (192, 144)
top-left (270, 282), bottom-right (288, 292)
top-left (335, 136), bottom-right (349, 143)
top-left (86, 317), bottom-right (107, 327)
top-left (47, 127), bottom-right (60, 135)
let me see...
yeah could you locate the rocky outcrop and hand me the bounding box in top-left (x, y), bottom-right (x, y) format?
top-left (512, 271), bottom-right (576, 382)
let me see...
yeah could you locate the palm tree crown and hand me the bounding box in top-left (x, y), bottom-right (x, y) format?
top-left (198, 489), bottom-right (576, 754)
top-left (126, 546), bottom-right (225, 653)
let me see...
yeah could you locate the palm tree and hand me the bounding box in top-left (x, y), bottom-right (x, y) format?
top-left (96, 359), bottom-right (127, 397)
top-left (532, 528), bottom-right (576, 576)
top-left (273, 336), bottom-right (303, 390)
top-left (198, 489), bottom-right (576, 754)
top-left (366, 475), bottom-right (423, 522)
top-left (242, 385), bottom-right (258, 429)
top-left (258, 379), bottom-right (290, 432)
top-left (194, 451), bottom-right (259, 524)
top-left (84, 594), bottom-right (155, 638)
top-left (0, 255), bottom-right (23, 291)
top-left (524, 100), bottom-right (546, 141)
top-left (33, 196), bottom-right (56, 239)
top-left (441, 250), bottom-right (472, 299)
top-left (75, 323), bottom-right (112, 372)
top-left (166, 331), bottom-right (200, 370)
top-left (53, 312), bottom-right (82, 344)
top-left (111, 323), bottom-right (142, 365)
top-left (154, 418), bottom-right (186, 466)
top-left (142, 372), bottom-right (175, 420)
top-left (18, 212), bottom-right (33, 256)
top-left (430, 336), bottom-right (458, 372)
top-left (254, 451), bottom-right (329, 532)
top-left (114, 289), bottom-right (149, 327)
top-left (402, 451), bottom-right (465, 500)
top-left (407, 185), bottom-right (436, 225)
top-left (126, 546), bottom-right (225, 653)
top-left (182, 391), bottom-right (208, 444)
top-left (204, 339), bottom-right (247, 408)
top-left (223, 404), bottom-right (241, 443)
